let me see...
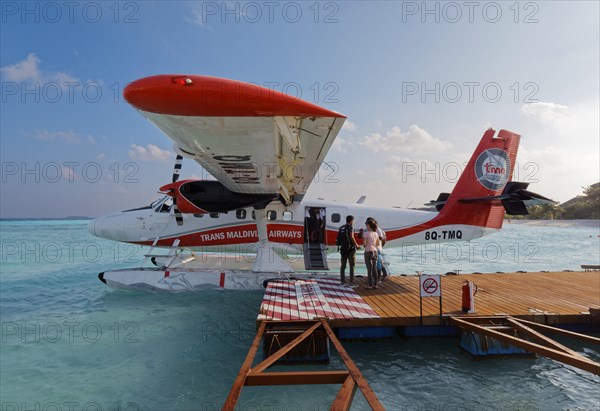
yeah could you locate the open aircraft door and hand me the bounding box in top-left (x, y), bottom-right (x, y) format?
top-left (303, 206), bottom-right (328, 270)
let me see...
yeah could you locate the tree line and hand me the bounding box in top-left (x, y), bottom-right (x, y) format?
top-left (515, 183), bottom-right (600, 220)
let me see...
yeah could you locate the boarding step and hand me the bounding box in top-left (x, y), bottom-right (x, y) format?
top-left (142, 238), bottom-right (181, 268)
top-left (303, 243), bottom-right (329, 270)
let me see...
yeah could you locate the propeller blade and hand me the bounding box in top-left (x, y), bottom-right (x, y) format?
top-left (173, 198), bottom-right (184, 226)
top-left (172, 154), bottom-right (183, 183)
top-left (168, 154), bottom-right (184, 225)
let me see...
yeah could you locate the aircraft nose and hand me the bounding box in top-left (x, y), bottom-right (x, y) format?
top-left (87, 214), bottom-right (126, 241)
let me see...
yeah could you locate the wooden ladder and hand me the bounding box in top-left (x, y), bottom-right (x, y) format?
top-left (223, 319), bottom-right (384, 411)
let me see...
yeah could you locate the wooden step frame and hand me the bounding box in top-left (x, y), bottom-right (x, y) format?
top-left (223, 319), bottom-right (384, 411)
top-left (451, 316), bottom-right (600, 375)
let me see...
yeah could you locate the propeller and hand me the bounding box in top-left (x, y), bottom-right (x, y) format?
top-left (172, 154), bottom-right (183, 183)
top-left (172, 155), bottom-right (184, 226)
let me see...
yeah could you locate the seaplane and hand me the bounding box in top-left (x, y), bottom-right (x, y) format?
top-left (88, 74), bottom-right (553, 291)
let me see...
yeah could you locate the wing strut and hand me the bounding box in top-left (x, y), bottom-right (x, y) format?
top-left (251, 209), bottom-right (294, 273)
top-left (274, 116), bottom-right (302, 154)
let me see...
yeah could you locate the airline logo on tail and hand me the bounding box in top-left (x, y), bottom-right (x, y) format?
top-left (475, 148), bottom-right (510, 191)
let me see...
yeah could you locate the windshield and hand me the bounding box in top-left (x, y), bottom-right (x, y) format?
top-left (122, 196), bottom-right (172, 213)
top-left (154, 197), bottom-right (173, 213)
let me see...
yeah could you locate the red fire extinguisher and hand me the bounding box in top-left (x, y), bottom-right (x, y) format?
top-left (461, 280), bottom-right (478, 313)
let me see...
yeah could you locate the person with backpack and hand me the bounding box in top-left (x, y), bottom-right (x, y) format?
top-left (337, 215), bottom-right (360, 287)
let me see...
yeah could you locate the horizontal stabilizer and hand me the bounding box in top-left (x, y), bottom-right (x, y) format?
top-left (459, 182), bottom-right (555, 215)
top-left (424, 193), bottom-right (451, 211)
top-left (502, 200), bottom-right (528, 215)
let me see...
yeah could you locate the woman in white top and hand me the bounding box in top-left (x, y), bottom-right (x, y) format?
top-left (363, 220), bottom-right (381, 289)
top-left (364, 217), bottom-right (388, 282)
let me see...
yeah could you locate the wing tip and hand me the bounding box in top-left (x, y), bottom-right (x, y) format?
top-left (124, 74), bottom-right (346, 118)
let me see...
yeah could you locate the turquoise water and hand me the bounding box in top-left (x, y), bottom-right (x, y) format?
top-left (1, 220), bottom-right (599, 411)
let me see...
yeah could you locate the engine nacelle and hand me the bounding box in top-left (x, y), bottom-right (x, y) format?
top-left (159, 180), bottom-right (278, 214)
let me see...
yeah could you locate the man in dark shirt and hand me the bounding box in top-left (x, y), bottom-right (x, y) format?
top-left (337, 215), bottom-right (360, 287)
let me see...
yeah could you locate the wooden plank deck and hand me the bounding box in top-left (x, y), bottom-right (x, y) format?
top-left (257, 278), bottom-right (380, 322)
top-left (346, 271), bottom-right (600, 327)
top-left (257, 272), bottom-right (600, 328)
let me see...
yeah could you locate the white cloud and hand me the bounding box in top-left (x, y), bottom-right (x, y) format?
top-left (341, 120), bottom-right (357, 133)
top-left (519, 100), bottom-right (599, 202)
top-left (128, 144), bottom-right (172, 163)
top-left (521, 101), bottom-right (599, 142)
top-left (358, 124), bottom-right (452, 155)
top-left (334, 121), bottom-right (358, 153)
top-left (1, 53), bottom-right (78, 85)
top-left (61, 165), bottom-right (78, 182)
top-left (384, 155), bottom-right (420, 178)
top-left (332, 136), bottom-right (352, 154)
top-left (28, 129), bottom-right (96, 145)
top-left (521, 102), bottom-right (569, 125)
top-left (1, 53), bottom-right (42, 82)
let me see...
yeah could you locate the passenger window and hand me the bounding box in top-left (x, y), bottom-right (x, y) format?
top-left (282, 211), bottom-right (293, 221)
top-left (332, 213), bottom-right (341, 223)
top-left (267, 210), bottom-right (277, 221)
top-left (251, 210), bottom-right (256, 220)
top-left (236, 209), bottom-right (247, 219)
top-left (210, 212), bottom-right (219, 218)
top-left (193, 214), bottom-right (203, 218)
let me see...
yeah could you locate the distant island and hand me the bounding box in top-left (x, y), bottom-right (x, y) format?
top-left (513, 182), bottom-right (600, 220)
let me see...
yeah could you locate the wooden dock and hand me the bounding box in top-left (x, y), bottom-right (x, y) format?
top-left (242, 271), bottom-right (600, 408)
top-left (258, 271), bottom-right (600, 329)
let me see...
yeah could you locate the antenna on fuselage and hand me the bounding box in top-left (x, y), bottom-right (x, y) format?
top-left (356, 196), bottom-right (366, 204)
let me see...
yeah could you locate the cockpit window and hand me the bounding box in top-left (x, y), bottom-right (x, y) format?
top-left (155, 197), bottom-right (173, 213)
top-left (150, 198), bottom-right (163, 208)
top-left (122, 196), bottom-right (173, 213)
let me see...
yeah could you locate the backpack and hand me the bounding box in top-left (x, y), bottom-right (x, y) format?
top-left (336, 225), bottom-right (355, 253)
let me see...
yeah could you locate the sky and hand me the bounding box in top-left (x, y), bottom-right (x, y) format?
top-left (1, 1), bottom-right (598, 218)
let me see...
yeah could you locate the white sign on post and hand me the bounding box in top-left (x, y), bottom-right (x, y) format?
top-left (419, 274), bottom-right (441, 297)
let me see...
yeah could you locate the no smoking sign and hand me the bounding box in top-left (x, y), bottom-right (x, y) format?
top-left (419, 274), bottom-right (441, 297)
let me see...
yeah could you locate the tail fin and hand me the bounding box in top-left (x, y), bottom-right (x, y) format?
top-left (437, 128), bottom-right (520, 230)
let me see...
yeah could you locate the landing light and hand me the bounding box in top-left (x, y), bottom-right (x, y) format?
top-left (172, 76), bottom-right (193, 86)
